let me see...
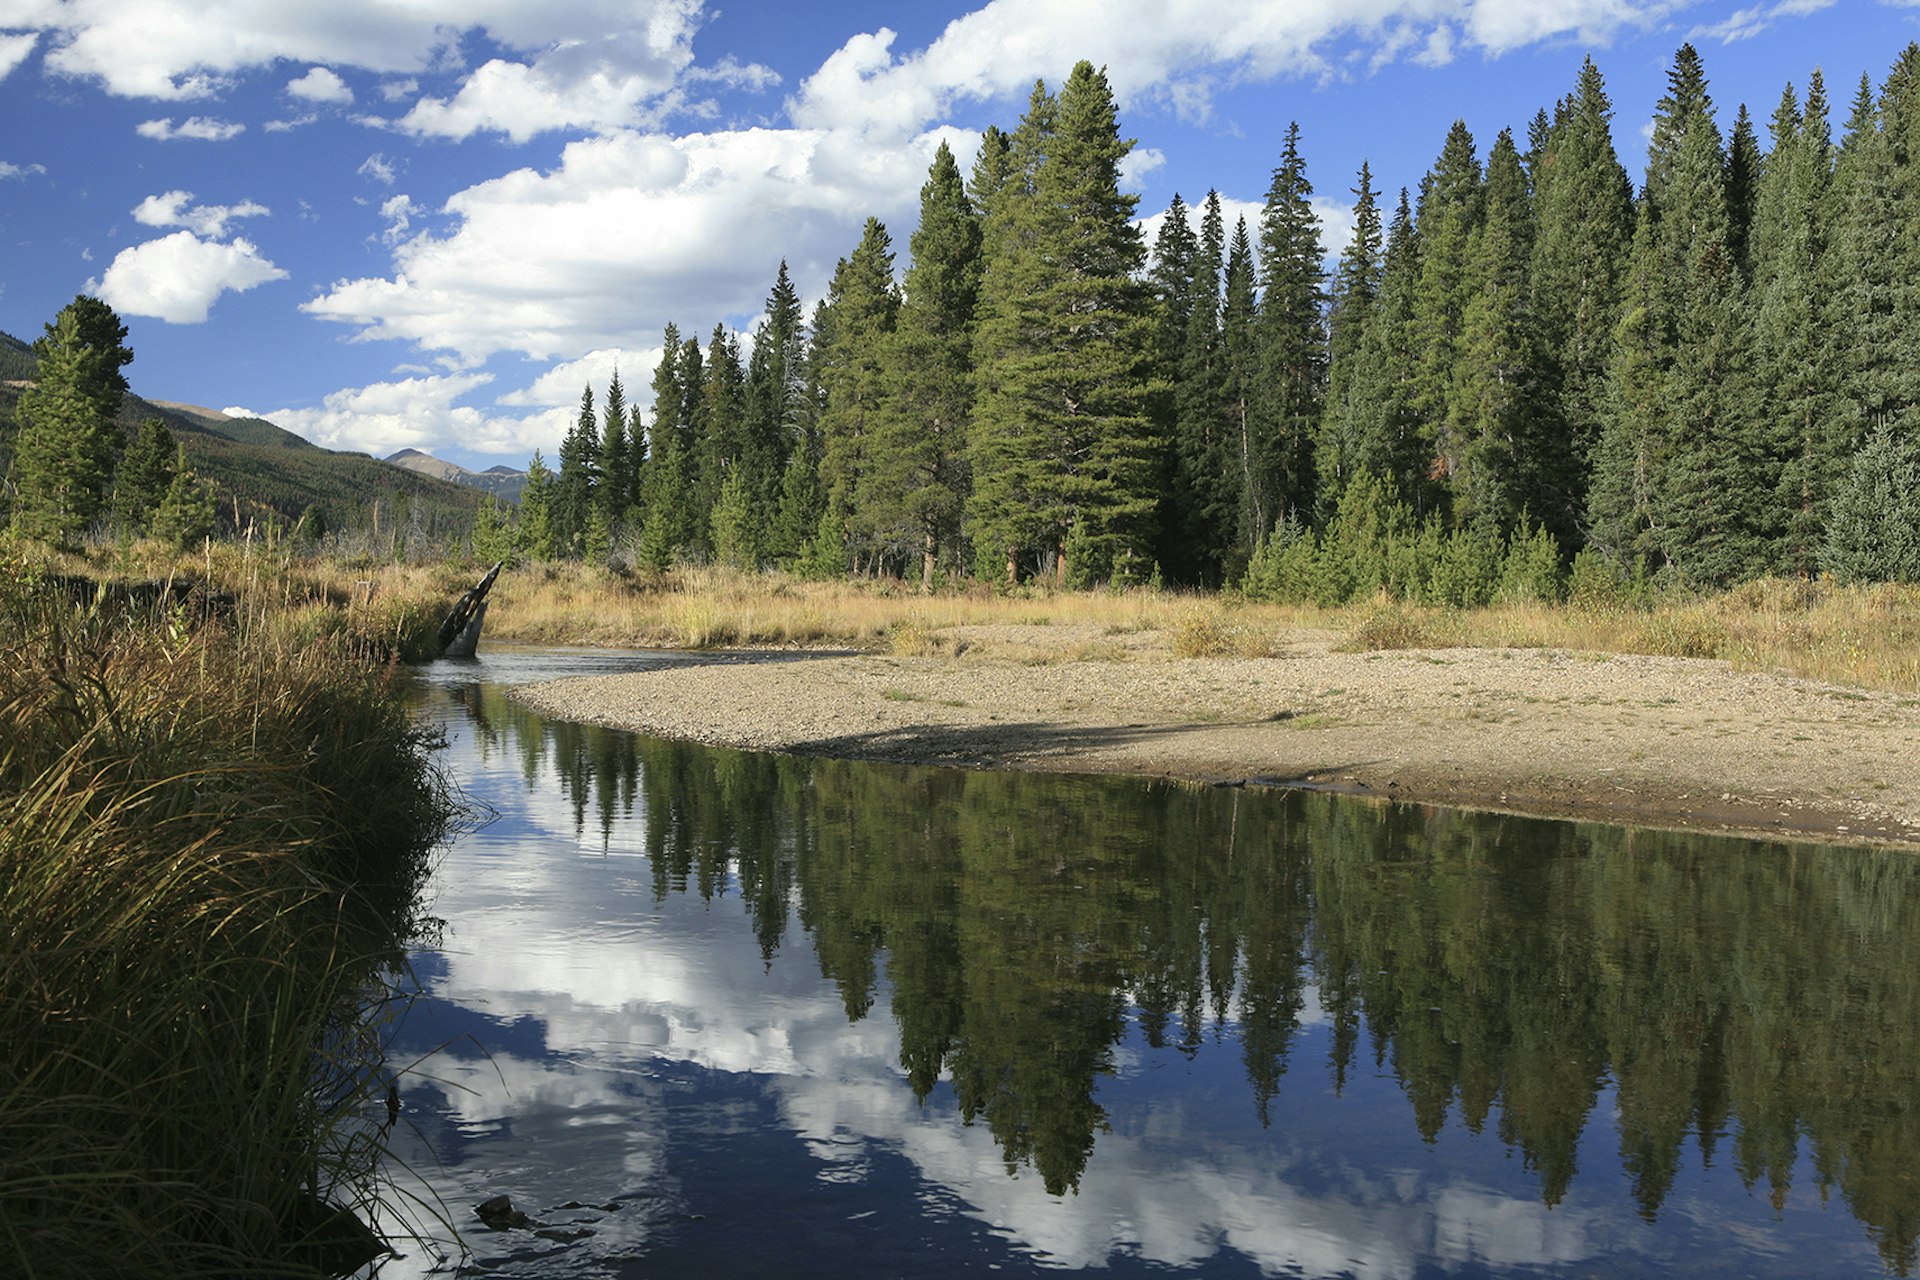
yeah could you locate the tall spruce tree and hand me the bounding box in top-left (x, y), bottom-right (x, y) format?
top-left (1451, 130), bottom-right (1548, 535)
top-left (1341, 190), bottom-right (1433, 516)
top-left (1146, 193), bottom-right (1198, 575)
top-left (599, 369), bottom-right (632, 532)
top-left (11, 306), bottom-right (125, 545)
top-left (1529, 56), bottom-right (1634, 542)
top-left (1250, 122), bottom-right (1327, 546)
top-left (111, 418), bottom-right (175, 535)
top-left (1217, 215), bottom-right (1261, 558)
top-left (553, 384), bottom-right (599, 557)
top-left (969, 64), bottom-right (1158, 584)
top-left (1753, 73), bottom-right (1844, 575)
top-left (815, 218), bottom-right (901, 569)
top-left (518, 449), bottom-right (557, 560)
top-left (744, 262), bottom-right (806, 509)
top-left (1171, 191), bottom-right (1234, 584)
top-left (1409, 120), bottom-right (1484, 525)
top-left (1315, 165), bottom-right (1386, 523)
top-left (696, 325), bottom-right (747, 561)
top-left (638, 325), bottom-right (691, 568)
top-left (871, 143), bottom-right (981, 588)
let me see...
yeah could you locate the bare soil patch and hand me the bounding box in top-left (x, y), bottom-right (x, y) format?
top-left (514, 623), bottom-right (1920, 849)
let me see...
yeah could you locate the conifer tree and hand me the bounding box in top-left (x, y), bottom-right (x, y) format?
top-left (744, 262), bottom-right (806, 508)
top-left (1726, 103), bottom-right (1762, 278)
top-left (553, 384), bottom-right (600, 557)
top-left (1529, 56), bottom-right (1634, 541)
top-left (518, 449), bottom-right (557, 560)
top-left (1170, 191), bottom-right (1234, 584)
top-left (968, 62), bottom-right (1157, 585)
top-left (9, 306), bottom-right (123, 545)
top-left (150, 444), bottom-right (215, 549)
top-left (969, 84), bottom-right (1057, 582)
top-left (871, 143), bottom-right (981, 588)
top-left (1218, 217), bottom-right (1260, 558)
top-left (815, 218), bottom-right (901, 569)
top-left (1451, 130), bottom-right (1547, 534)
top-left (1753, 73), bottom-right (1844, 575)
top-left (111, 418), bottom-right (174, 534)
top-left (637, 327), bottom-right (694, 568)
top-left (1317, 164), bottom-right (1385, 516)
top-left (1250, 122), bottom-right (1327, 544)
top-left (686, 326), bottom-right (746, 561)
top-left (1408, 120), bottom-right (1484, 523)
top-left (599, 369), bottom-right (632, 532)
top-left (1338, 191), bottom-right (1431, 516)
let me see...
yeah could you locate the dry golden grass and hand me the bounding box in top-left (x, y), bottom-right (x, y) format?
top-left (47, 545), bottom-right (1914, 693)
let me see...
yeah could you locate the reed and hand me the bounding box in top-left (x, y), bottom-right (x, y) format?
top-left (1, 545), bottom-right (454, 1278)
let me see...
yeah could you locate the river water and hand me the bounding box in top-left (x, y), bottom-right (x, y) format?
top-left (375, 646), bottom-right (1919, 1278)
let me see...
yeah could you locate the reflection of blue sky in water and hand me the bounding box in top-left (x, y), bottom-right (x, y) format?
top-left (375, 659), bottom-right (1887, 1278)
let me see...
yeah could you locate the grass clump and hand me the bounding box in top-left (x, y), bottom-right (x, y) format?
top-left (0, 551), bottom-right (454, 1278)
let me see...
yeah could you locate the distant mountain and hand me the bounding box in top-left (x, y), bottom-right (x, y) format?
top-left (0, 330), bottom-right (491, 537)
top-left (386, 448), bottom-right (527, 503)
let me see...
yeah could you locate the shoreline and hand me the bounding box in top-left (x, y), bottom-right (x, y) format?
top-left (507, 625), bottom-right (1920, 850)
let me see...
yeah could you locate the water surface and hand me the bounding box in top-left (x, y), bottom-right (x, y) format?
top-left (378, 646), bottom-right (1919, 1278)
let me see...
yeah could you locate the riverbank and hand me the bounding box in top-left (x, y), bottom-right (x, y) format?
top-left (1, 559), bottom-right (452, 1278)
top-left (514, 622), bottom-right (1920, 849)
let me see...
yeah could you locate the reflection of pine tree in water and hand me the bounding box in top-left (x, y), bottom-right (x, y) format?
top-left (493, 701), bottom-right (1920, 1268)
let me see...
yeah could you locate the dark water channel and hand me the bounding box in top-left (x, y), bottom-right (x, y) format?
top-left (380, 646), bottom-right (1920, 1278)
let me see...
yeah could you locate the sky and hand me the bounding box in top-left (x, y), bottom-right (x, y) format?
top-left (2, 1), bottom-right (1917, 473)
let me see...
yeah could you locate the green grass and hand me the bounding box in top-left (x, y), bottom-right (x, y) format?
top-left (0, 549), bottom-right (455, 1278)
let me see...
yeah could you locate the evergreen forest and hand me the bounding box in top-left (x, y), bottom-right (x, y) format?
top-left (505, 43), bottom-right (1920, 599)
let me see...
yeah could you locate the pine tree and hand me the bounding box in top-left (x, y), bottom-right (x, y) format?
top-left (9, 306), bottom-right (123, 546)
top-left (33, 294), bottom-right (133, 411)
top-left (967, 62), bottom-right (1158, 585)
top-left (1529, 56), bottom-right (1634, 541)
top-left (150, 444), bottom-right (215, 549)
top-left (1753, 73), bottom-right (1844, 575)
top-left (1821, 421), bottom-right (1920, 582)
top-left (969, 81), bottom-right (1058, 583)
top-left (693, 324), bottom-right (747, 560)
top-left (635, 325), bottom-right (688, 566)
top-left (1726, 103), bottom-right (1762, 279)
top-left (1170, 191), bottom-right (1234, 584)
top-left (743, 261), bottom-right (806, 509)
top-left (1316, 164), bottom-right (1385, 518)
top-left (599, 369), bottom-right (632, 531)
top-left (815, 218), bottom-right (901, 569)
top-left (1408, 120), bottom-right (1484, 524)
top-left (1250, 121), bottom-right (1327, 545)
top-left (1218, 216), bottom-right (1261, 561)
top-left (1451, 129), bottom-right (1547, 535)
top-left (553, 384), bottom-right (600, 558)
top-left (870, 143), bottom-right (981, 588)
top-left (1654, 47), bottom-right (1770, 586)
top-left (111, 418), bottom-right (174, 535)
top-left (518, 449), bottom-right (556, 560)
top-left (1339, 190), bottom-right (1431, 517)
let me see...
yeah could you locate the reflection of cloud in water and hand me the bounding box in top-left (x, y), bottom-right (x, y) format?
top-left (415, 808), bottom-right (1627, 1277)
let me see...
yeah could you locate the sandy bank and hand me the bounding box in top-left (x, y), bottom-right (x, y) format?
top-left (511, 624), bottom-right (1920, 849)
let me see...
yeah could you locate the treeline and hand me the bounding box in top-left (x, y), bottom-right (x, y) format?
top-left (495, 42), bottom-right (1920, 598)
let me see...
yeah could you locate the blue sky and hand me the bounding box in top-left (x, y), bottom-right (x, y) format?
top-left (3, 1), bottom-right (1917, 472)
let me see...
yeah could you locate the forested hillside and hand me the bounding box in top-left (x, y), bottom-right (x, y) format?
top-left (514, 43), bottom-right (1920, 596)
top-left (0, 334), bottom-right (485, 548)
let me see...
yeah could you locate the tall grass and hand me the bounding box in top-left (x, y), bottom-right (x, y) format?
top-left (1, 546), bottom-right (455, 1278)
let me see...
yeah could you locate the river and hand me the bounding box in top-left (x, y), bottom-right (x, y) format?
top-left (373, 646), bottom-right (1919, 1278)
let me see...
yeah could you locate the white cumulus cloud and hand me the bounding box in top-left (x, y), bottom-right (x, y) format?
top-left (91, 231), bottom-right (288, 323)
top-left (0, 31), bottom-right (38, 80)
top-left (304, 125), bottom-right (940, 363)
top-left (132, 189), bottom-right (270, 238)
top-left (0, 160), bottom-right (48, 180)
top-left (247, 371), bottom-right (563, 457)
top-left (496, 346), bottom-right (668, 410)
top-left (136, 116), bottom-right (246, 141)
top-left (287, 65), bottom-right (353, 103)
